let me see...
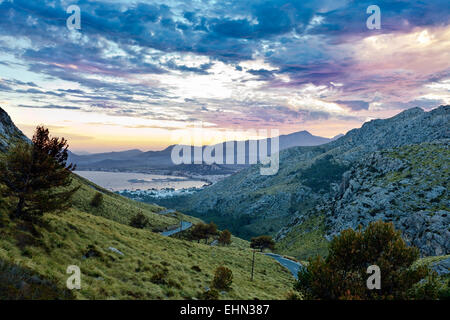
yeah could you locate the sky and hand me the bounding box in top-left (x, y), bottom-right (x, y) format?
top-left (0, 0), bottom-right (449, 153)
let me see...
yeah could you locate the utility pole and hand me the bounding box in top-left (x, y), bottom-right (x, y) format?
top-left (251, 249), bottom-right (256, 281)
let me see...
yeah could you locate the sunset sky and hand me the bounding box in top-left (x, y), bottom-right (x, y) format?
top-left (0, 0), bottom-right (449, 153)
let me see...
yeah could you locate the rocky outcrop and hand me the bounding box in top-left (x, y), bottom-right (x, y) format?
top-left (432, 257), bottom-right (450, 275)
top-left (293, 140), bottom-right (449, 256)
top-left (0, 107), bottom-right (28, 151)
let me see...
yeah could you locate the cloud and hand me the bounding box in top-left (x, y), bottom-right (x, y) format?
top-left (334, 100), bottom-right (370, 111)
top-left (0, 0), bottom-right (448, 140)
top-left (18, 104), bottom-right (81, 110)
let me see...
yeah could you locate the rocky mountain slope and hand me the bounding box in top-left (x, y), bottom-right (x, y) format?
top-left (0, 108), bottom-right (28, 151)
top-left (160, 106), bottom-right (449, 256)
top-left (278, 140), bottom-right (449, 257)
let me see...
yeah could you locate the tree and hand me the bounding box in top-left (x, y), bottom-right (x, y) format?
top-left (90, 192), bottom-right (103, 207)
top-left (206, 222), bottom-right (218, 241)
top-left (250, 235), bottom-right (275, 252)
top-left (218, 230), bottom-right (232, 246)
top-left (294, 221), bottom-right (430, 300)
top-left (129, 211), bottom-right (150, 229)
top-left (0, 126), bottom-right (79, 222)
top-left (212, 266), bottom-right (233, 290)
top-left (190, 222), bottom-right (218, 244)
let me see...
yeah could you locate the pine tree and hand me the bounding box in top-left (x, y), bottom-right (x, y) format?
top-left (0, 126), bottom-right (79, 222)
top-left (250, 235), bottom-right (275, 252)
top-left (218, 229), bottom-right (232, 245)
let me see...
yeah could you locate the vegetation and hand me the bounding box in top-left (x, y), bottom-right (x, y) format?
top-left (300, 154), bottom-right (349, 193)
top-left (190, 222), bottom-right (218, 244)
top-left (0, 259), bottom-right (75, 300)
top-left (0, 126), bottom-right (79, 222)
top-left (0, 207), bottom-right (294, 299)
top-left (0, 126), bottom-right (294, 300)
top-left (250, 235), bottom-right (275, 252)
top-left (90, 192), bottom-right (104, 208)
top-left (275, 215), bottom-right (329, 260)
top-left (212, 266), bottom-right (233, 291)
top-left (218, 230), bottom-right (232, 246)
top-left (201, 288), bottom-right (219, 300)
top-left (294, 221), bottom-right (430, 300)
top-left (129, 211), bottom-right (150, 229)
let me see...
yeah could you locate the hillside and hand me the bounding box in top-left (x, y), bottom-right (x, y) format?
top-left (277, 140), bottom-right (449, 259)
top-left (156, 106), bottom-right (449, 255)
top-left (0, 108), bottom-right (294, 299)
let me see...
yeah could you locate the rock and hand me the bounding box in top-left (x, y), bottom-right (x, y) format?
top-left (431, 258), bottom-right (450, 276)
top-left (426, 186), bottom-right (445, 201)
top-left (108, 247), bottom-right (124, 256)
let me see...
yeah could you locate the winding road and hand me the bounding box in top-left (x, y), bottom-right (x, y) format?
top-left (160, 221), bottom-right (192, 236)
top-left (264, 253), bottom-right (303, 279)
top-left (159, 221), bottom-right (303, 280)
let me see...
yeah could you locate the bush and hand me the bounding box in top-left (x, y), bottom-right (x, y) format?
top-left (409, 273), bottom-right (441, 300)
top-left (438, 279), bottom-right (450, 300)
top-left (191, 265), bottom-right (202, 272)
top-left (250, 235), bottom-right (275, 252)
top-left (0, 259), bottom-right (74, 300)
top-left (129, 211), bottom-right (149, 229)
top-left (190, 222), bottom-right (218, 243)
top-left (200, 288), bottom-right (219, 300)
top-left (151, 269), bottom-right (169, 285)
top-left (294, 221), bottom-right (429, 300)
top-left (212, 266), bottom-right (233, 290)
top-left (285, 291), bottom-right (302, 300)
top-left (218, 230), bottom-right (232, 245)
top-left (90, 192), bottom-right (104, 208)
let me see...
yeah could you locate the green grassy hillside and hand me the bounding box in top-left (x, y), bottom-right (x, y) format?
top-left (0, 169), bottom-right (294, 300)
top-left (0, 206), bottom-right (294, 299)
top-left (71, 174), bottom-right (202, 232)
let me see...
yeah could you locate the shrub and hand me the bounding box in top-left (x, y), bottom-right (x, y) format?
top-left (201, 288), bottom-right (219, 300)
top-left (151, 269), bottom-right (168, 285)
top-left (0, 259), bottom-right (74, 300)
top-left (294, 221), bottom-right (429, 300)
top-left (438, 279), bottom-right (450, 300)
top-left (190, 222), bottom-right (218, 243)
top-left (218, 230), bottom-right (232, 245)
top-left (90, 192), bottom-right (104, 208)
top-left (191, 265), bottom-right (202, 272)
top-left (212, 266), bottom-right (233, 290)
top-left (409, 273), bottom-right (441, 300)
top-left (129, 211), bottom-right (150, 229)
top-left (285, 291), bottom-right (302, 300)
top-left (250, 235), bottom-right (275, 252)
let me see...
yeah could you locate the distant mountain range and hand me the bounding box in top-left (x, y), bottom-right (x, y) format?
top-left (69, 130), bottom-right (339, 175)
top-left (154, 105), bottom-right (450, 258)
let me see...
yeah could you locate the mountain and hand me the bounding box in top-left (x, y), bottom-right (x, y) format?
top-left (0, 108), bottom-right (28, 151)
top-left (157, 106), bottom-right (449, 258)
top-left (68, 130), bottom-right (334, 174)
top-left (0, 107), bottom-right (294, 299)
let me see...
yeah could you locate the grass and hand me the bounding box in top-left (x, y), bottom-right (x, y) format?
top-left (71, 174), bottom-right (202, 232)
top-left (0, 208), bottom-right (294, 299)
top-left (275, 215), bottom-right (329, 260)
top-left (0, 171), bottom-right (294, 300)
